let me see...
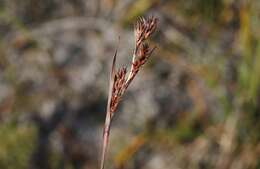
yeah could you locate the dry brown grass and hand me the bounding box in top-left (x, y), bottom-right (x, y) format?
top-left (100, 16), bottom-right (158, 169)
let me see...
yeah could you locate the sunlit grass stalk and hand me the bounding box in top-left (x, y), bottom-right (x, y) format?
top-left (100, 16), bottom-right (158, 169)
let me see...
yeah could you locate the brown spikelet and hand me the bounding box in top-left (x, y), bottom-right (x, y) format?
top-left (100, 16), bottom-right (158, 169)
top-left (110, 67), bottom-right (127, 113)
top-left (134, 16), bottom-right (158, 47)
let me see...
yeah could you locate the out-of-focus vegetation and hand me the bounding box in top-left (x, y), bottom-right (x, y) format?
top-left (0, 0), bottom-right (259, 169)
top-left (0, 122), bottom-right (35, 169)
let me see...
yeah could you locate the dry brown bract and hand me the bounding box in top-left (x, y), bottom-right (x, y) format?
top-left (100, 16), bottom-right (158, 169)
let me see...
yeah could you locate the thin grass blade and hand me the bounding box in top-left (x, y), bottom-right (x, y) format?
top-left (100, 45), bottom-right (117, 169)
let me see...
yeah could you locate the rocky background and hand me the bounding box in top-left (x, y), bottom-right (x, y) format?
top-left (0, 0), bottom-right (259, 169)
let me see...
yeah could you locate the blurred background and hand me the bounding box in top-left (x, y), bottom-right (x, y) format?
top-left (0, 0), bottom-right (259, 169)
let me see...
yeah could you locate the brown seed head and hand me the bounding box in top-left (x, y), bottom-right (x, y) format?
top-left (110, 67), bottom-right (127, 113)
top-left (134, 16), bottom-right (158, 46)
top-left (101, 16), bottom-right (158, 169)
top-left (144, 16), bottom-right (157, 39)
